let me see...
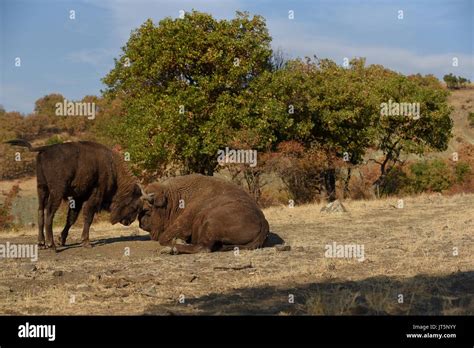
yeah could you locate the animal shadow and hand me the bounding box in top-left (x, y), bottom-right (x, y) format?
top-left (263, 231), bottom-right (285, 247)
top-left (55, 234), bottom-right (151, 252)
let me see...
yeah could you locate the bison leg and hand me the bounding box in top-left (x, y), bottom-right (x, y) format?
top-left (80, 200), bottom-right (97, 248)
top-left (157, 224), bottom-right (192, 246)
top-left (171, 243), bottom-right (212, 254)
top-left (44, 193), bottom-right (62, 251)
top-left (158, 220), bottom-right (213, 254)
top-left (58, 201), bottom-right (83, 246)
top-left (37, 185), bottom-right (49, 249)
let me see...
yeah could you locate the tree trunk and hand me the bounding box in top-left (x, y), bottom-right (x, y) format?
top-left (324, 168), bottom-right (336, 202)
top-left (343, 167), bottom-right (352, 199)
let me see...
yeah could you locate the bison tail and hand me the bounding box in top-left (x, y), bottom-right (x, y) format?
top-left (4, 139), bottom-right (41, 152)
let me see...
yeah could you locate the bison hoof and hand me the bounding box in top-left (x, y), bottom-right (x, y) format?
top-left (172, 238), bottom-right (186, 245)
top-left (159, 246), bottom-right (174, 255)
top-left (38, 242), bottom-right (46, 250)
top-left (81, 241), bottom-right (92, 248)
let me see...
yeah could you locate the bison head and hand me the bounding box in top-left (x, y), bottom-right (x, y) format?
top-left (137, 201), bottom-right (153, 232)
top-left (110, 183), bottom-right (145, 226)
top-left (138, 184), bottom-right (167, 240)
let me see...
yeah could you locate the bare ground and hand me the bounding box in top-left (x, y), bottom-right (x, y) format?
top-left (0, 193), bottom-right (473, 315)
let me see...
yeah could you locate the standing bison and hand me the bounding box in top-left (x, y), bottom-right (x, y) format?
top-left (6, 139), bottom-right (144, 250)
top-left (138, 174), bottom-right (269, 254)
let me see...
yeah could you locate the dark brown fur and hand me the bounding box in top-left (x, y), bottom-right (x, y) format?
top-left (138, 174), bottom-right (269, 254)
top-left (5, 139), bottom-right (143, 250)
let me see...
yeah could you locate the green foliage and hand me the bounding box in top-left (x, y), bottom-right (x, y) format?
top-left (373, 72), bottom-right (452, 190)
top-left (309, 58), bottom-right (381, 165)
top-left (371, 155), bottom-right (472, 197)
top-left (443, 73), bottom-right (458, 89)
top-left (234, 57), bottom-right (382, 164)
top-left (259, 59), bottom-right (452, 197)
top-left (45, 135), bottom-right (64, 145)
top-left (454, 161), bottom-right (471, 183)
top-left (409, 159), bottom-right (452, 193)
top-left (443, 73), bottom-right (471, 89)
top-left (379, 166), bottom-right (411, 195)
top-left (101, 11), bottom-right (273, 174)
top-left (34, 93), bottom-right (64, 116)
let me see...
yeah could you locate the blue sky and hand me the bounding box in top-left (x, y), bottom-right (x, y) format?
top-left (1, 0), bottom-right (473, 114)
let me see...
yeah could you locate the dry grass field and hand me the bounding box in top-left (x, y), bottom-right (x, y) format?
top-left (0, 192), bottom-right (472, 315)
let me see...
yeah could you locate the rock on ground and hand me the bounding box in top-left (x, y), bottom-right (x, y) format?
top-left (320, 200), bottom-right (348, 213)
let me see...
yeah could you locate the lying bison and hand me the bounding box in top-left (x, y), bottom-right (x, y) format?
top-left (138, 174), bottom-right (269, 254)
top-left (6, 139), bottom-right (144, 250)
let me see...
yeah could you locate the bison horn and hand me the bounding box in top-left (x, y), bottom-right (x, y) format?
top-left (142, 192), bottom-right (155, 203)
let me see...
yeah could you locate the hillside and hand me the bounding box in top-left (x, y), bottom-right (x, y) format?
top-left (445, 88), bottom-right (474, 153)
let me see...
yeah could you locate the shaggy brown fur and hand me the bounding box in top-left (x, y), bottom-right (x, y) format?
top-left (5, 139), bottom-right (143, 250)
top-left (138, 174), bottom-right (269, 254)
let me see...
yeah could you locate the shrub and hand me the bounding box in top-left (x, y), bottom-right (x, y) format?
top-left (409, 159), bottom-right (452, 193)
top-left (45, 135), bottom-right (64, 146)
top-left (454, 162), bottom-right (471, 183)
top-left (267, 141), bottom-right (330, 204)
top-left (443, 73), bottom-right (471, 89)
top-left (448, 143), bottom-right (474, 194)
top-left (0, 145), bottom-right (36, 180)
top-left (0, 184), bottom-right (20, 230)
top-left (380, 166), bottom-right (411, 196)
top-left (468, 112), bottom-right (474, 128)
